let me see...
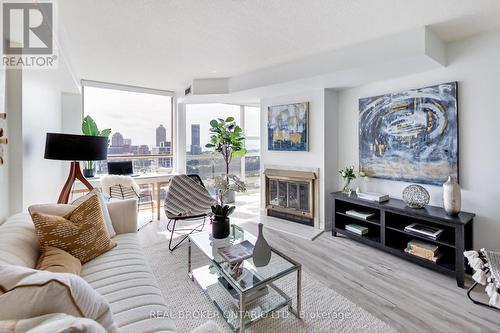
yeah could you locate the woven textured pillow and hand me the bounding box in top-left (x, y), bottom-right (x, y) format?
top-left (71, 188), bottom-right (116, 238)
top-left (36, 246), bottom-right (82, 275)
top-left (31, 194), bottom-right (116, 264)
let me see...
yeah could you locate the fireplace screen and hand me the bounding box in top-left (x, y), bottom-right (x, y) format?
top-left (269, 180), bottom-right (310, 213)
top-left (265, 168), bottom-right (316, 226)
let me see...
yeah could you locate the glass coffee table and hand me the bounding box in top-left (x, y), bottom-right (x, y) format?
top-left (188, 224), bottom-right (302, 332)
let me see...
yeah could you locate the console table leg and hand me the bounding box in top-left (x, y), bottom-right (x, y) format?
top-left (297, 267), bottom-right (302, 319)
top-left (455, 225), bottom-right (465, 288)
top-left (188, 239), bottom-right (193, 281)
top-left (239, 293), bottom-right (246, 332)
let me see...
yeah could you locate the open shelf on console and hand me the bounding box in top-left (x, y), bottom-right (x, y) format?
top-left (331, 191), bottom-right (474, 287)
top-left (335, 227), bottom-right (381, 245)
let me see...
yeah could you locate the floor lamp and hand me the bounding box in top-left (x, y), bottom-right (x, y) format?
top-left (44, 133), bottom-right (108, 204)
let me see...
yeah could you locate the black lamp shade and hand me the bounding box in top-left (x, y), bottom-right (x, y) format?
top-left (44, 133), bottom-right (108, 161)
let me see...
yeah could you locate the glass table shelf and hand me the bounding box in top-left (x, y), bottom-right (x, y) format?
top-left (188, 224), bottom-right (301, 332)
top-left (192, 264), bottom-right (291, 332)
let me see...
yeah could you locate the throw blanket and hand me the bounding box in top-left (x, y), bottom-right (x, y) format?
top-left (165, 175), bottom-right (216, 219)
top-left (464, 249), bottom-right (500, 308)
top-left (100, 175), bottom-right (141, 196)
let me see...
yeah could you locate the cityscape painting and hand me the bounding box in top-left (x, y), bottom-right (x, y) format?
top-left (359, 82), bottom-right (458, 185)
top-left (268, 102), bottom-right (309, 151)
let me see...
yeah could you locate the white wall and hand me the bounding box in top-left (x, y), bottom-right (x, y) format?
top-left (260, 90), bottom-right (327, 229)
top-left (324, 89), bottom-right (339, 229)
top-left (337, 29), bottom-right (500, 250)
top-left (21, 70), bottom-right (65, 208)
top-left (62, 92), bottom-right (82, 134)
top-left (4, 68), bottom-right (22, 219)
top-left (3, 56), bottom-right (80, 213)
top-left (0, 70), bottom-right (9, 223)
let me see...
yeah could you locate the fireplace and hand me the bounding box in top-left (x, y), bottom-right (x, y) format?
top-left (264, 168), bottom-right (317, 226)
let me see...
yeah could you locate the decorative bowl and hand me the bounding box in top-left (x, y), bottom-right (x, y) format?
top-left (402, 184), bottom-right (430, 209)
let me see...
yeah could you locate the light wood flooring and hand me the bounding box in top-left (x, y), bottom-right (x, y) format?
top-left (142, 193), bottom-right (500, 333)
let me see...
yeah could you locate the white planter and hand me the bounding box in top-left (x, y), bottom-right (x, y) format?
top-left (222, 190), bottom-right (236, 204)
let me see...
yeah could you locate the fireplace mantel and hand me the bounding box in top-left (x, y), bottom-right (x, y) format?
top-left (264, 168), bottom-right (317, 180)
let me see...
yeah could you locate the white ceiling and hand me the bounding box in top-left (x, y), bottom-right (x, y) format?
top-left (58, 0), bottom-right (500, 92)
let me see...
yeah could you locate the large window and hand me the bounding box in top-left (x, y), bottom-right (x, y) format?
top-left (82, 81), bottom-right (174, 175)
top-left (243, 106), bottom-right (261, 191)
top-left (186, 103), bottom-right (260, 194)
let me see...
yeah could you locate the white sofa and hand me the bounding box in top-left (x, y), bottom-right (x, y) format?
top-left (0, 200), bottom-right (219, 333)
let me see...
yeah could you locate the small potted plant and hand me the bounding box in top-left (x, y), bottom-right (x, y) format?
top-left (81, 115), bottom-right (111, 177)
top-left (211, 203), bottom-right (235, 239)
top-left (213, 174), bottom-right (246, 203)
top-left (339, 166), bottom-right (357, 193)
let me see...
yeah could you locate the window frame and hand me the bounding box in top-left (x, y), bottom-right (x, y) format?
top-left (81, 79), bottom-right (176, 166)
top-left (184, 103), bottom-right (260, 183)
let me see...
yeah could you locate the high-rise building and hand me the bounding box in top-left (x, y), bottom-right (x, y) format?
top-left (111, 132), bottom-right (124, 147)
top-left (160, 141), bottom-right (172, 154)
top-left (156, 125), bottom-right (167, 147)
top-left (190, 124), bottom-right (202, 155)
top-left (192, 124), bottom-right (200, 146)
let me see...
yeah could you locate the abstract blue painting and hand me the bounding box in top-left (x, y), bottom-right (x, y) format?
top-left (359, 82), bottom-right (458, 185)
top-left (268, 102), bottom-right (309, 151)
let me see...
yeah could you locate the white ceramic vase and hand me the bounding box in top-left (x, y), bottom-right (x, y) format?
top-left (253, 223), bottom-right (271, 267)
top-left (443, 176), bottom-right (461, 216)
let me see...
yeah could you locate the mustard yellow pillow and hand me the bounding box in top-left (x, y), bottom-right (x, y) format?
top-left (36, 246), bottom-right (82, 275)
top-left (31, 194), bottom-right (116, 264)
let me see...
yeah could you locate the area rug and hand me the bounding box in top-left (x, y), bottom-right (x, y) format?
top-left (141, 232), bottom-right (397, 333)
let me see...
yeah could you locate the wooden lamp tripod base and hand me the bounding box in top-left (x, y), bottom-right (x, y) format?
top-left (58, 161), bottom-right (94, 204)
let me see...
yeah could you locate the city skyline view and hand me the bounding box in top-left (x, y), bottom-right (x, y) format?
top-left (84, 86), bottom-right (173, 147)
top-left (85, 87), bottom-right (259, 153)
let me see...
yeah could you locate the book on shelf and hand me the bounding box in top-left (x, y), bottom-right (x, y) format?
top-left (223, 282), bottom-right (268, 307)
top-left (404, 223), bottom-right (443, 240)
top-left (219, 267), bottom-right (269, 306)
top-left (356, 191), bottom-right (389, 203)
top-left (217, 240), bottom-right (254, 264)
top-left (345, 223), bottom-right (369, 235)
top-left (345, 209), bottom-right (375, 220)
top-left (405, 239), bottom-right (442, 262)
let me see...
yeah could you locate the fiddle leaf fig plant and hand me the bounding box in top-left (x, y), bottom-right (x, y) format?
top-left (205, 117), bottom-right (247, 203)
top-left (81, 115), bottom-right (111, 170)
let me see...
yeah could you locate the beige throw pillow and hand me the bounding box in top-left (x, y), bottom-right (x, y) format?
top-left (72, 189), bottom-right (116, 238)
top-left (28, 189), bottom-right (116, 239)
top-left (0, 265), bottom-right (118, 333)
top-left (31, 194), bottom-right (116, 264)
top-left (36, 246), bottom-right (82, 275)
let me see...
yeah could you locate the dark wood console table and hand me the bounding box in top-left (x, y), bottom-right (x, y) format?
top-left (331, 191), bottom-right (475, 287)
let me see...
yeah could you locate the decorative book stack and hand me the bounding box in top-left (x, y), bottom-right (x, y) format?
top-left (220, 267), bottom-right (269, 306)
top-left (345, 223), bottom-right (369, 236)
top-left (405, 240), bottom-right (442, 263)
top-left (404, 223), bottom-right (443, 240)
top-left (218, 240), bottom-right (254, 264)
top-left (217, 241), bottom-right (269, 306)
top-left (356, 192), bottom-right (389, 203)
top-left (345, 209), bottom-right (375, 220)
